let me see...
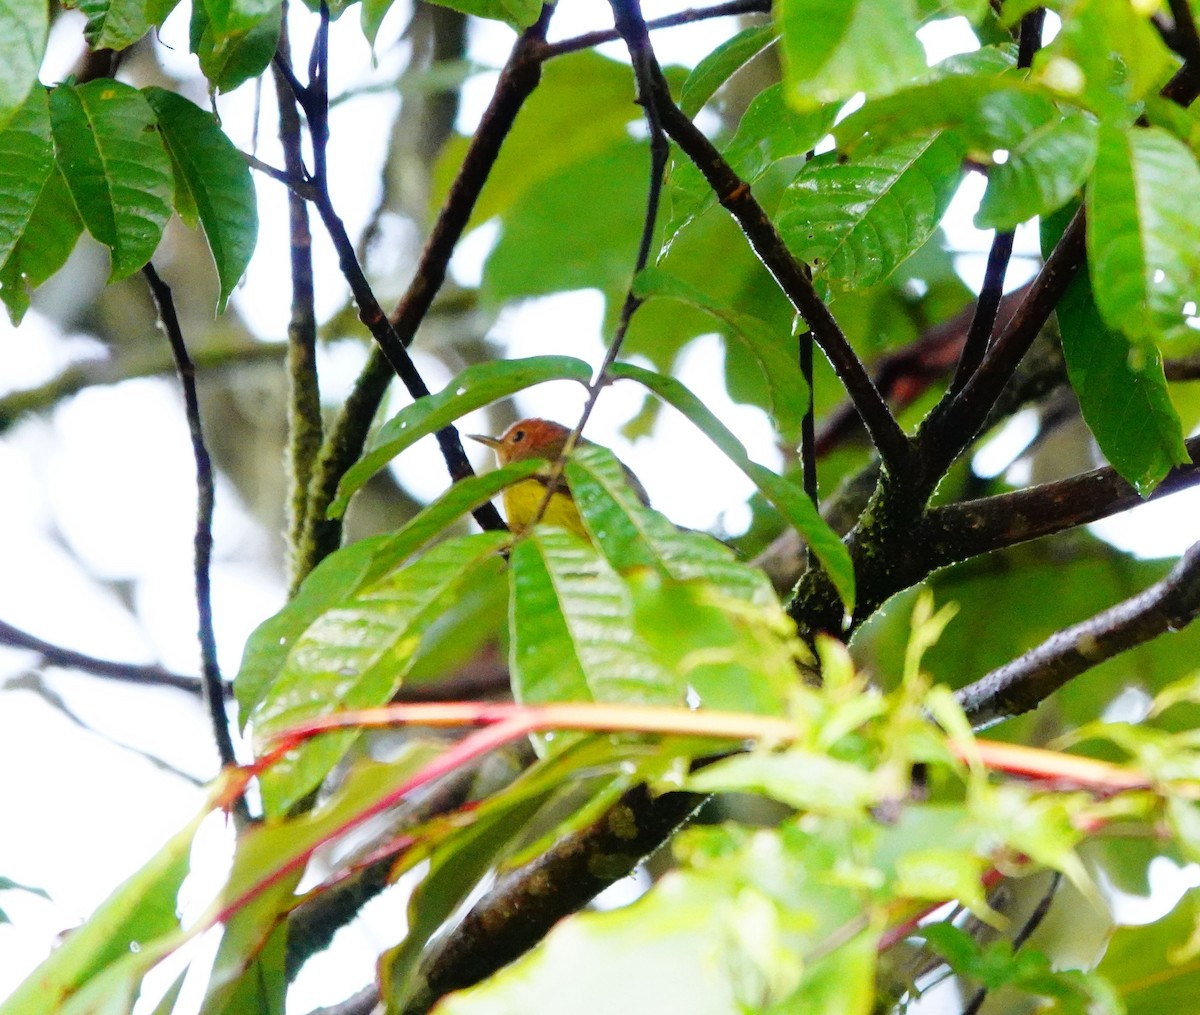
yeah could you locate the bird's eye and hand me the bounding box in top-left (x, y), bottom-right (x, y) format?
top-left (512, 429), bottom-right (525, 442)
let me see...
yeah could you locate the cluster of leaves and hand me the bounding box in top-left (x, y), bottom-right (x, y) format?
top-left (8, 0), bottom-right (1200, 1012)
top-left (0, 79), bottom-right (255, 322)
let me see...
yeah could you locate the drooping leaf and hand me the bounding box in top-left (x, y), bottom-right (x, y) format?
top-left (143, 88), bottom-right (258, 312)
top-left (0, 161), bottom-right (83, 323)
top-left (634, 267), bottom-right (808, 441)
top-left (509, 528), bottom-right (681, 707)
top-left (48, 81), bottom-right (173, 281)
top-left (0, 87), bottom-right (52, 268)
top-left (0, 0), bottom-right (44, 132)
top-left (776, 0), bottom-right (926, 110)
top-left (1056, 267), bottom-right (1187, 495)
top-left (1086, 124), bottom-right (1200, 346)
top-left (191, 0), bottom-right (282, 94)
top-left (608, 361), bottom-right (854, 610)
top-left (330, 356), bottom-right (592, 517)
top-left (237, 459), bottom-right (543, 722)
top-left (253, 531), bottom-right (512, 815)
top-left (75, 0), bottom-right (151, 50)
top-left (0, 86), bottom-right (85, 321)
top-left (777, 130), bottom-right (966, 290)
top-left (976, 111), bottom-right (1098, 230)
top-left (680, 24), bottom-right (777, 118)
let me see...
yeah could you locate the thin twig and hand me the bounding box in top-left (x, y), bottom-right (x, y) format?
top-left (949, 229), bottom-right (1016, 395)
top-left (948, 10), bottom-right (1042, 396)
top-left (0, 618), bottom-right (209, 696)
top-left (143, 264), bottom-right (241, 781)
top-left (542, 0), bottom-right (771, 58)
top-left (276, 7), bottom-right (560, 565)
top-left (961, 871), bottom-right (1061, 1015)
top-left (273, 13), bottom-right (505, 538)
top-left (242, 152), bottom-right (315, 197)
top-left (957, 541), bottom-right (1200, 730)
top-left (529, 0), bottom-right (672, 523)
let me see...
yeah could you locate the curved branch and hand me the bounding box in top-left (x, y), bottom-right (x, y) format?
top-left (957, 541), bottom-right (1200, 730)
top-left (542, 0), bottom-right (770, 58)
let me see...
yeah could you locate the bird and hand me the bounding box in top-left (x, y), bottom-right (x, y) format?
top-left (469, 418), bottom-right (649, 538)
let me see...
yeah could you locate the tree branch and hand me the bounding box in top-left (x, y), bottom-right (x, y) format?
top-left (0, 343), bottom-right (286, 434)
top-left (0, 618), bottom-right (209, 696)
top-left (143, 264), bottom-right (241, 783)
top-left (401, 784), bottom-right (704, 1014)
top-left (542, 0), bottom-right (770, 58)
top-left (957, 541), bottom-right (1200, 730)
top-left (274, 17), bottom-right (325, 596)
top-left (635, 44), bottom-right (911, 473)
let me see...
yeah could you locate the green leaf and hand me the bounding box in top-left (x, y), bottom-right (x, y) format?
top-left (680, 25), bottom-right (777, 118)
top-left (1087, 124), bottom-right (1200, 345)
top-left (191, 0), bottom-right (282, 93)
top-left (420, 0), bottom-right (541, 29)
top-left (1088, 892), bottom-right (1200, 1014)
top-left (0, 0), bottom-right (44, 132)
top-left (0, 801), bottom-right (207, 1014)
top-left (832, 70), bottom-right (1067, 156)
top-left (49, 81), bottom-right (173, 281)
top-left (688, 751), bottom-right (879, 813)
top-left (237, 460), bottom-right (543, 722)
top-left (482, 138), bottom-right (648, 307)
top-left (0, 87), bottom-right (55, 267)
top-left (976, 112), bottom-right (1098, 231)
top-left (634, 268), bottom-right (809, 442)
top-left (608, 360), bottom-right (854, 610)
top-left (509, 528), bottom-right (681, 707)
top-left (777, 130), bottom-right (965, 290)
top-left (433, 52), bottom-right (641, 231)
top-left (777, 0), bottom-right (926, 111)
top-left (1057, 266), bottom-right (1187, 495)
top-left (76, 0), bottom-right (151, 50)
top-left (566, 444), bottom-right (777, 606)
top-left (253, 531), bottom-right (511, 814)
top-left (143, 88), bottom-right (258, 312)
top-left (0, 161), bottom-right (83, 323)
top-left (330, 355), bottom-right (592, 517)
top-left (668, 84), bottom-right (837, 236)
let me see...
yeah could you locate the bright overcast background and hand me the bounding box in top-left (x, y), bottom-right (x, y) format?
top-left (2, 3), bottom-right (1198, 1010)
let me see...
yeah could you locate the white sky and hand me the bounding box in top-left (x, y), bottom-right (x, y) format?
top-left (2, 6), bottom-right (1198, 1011)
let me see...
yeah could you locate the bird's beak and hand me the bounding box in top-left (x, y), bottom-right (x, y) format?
top-left (468, 433), bottom-right (502, 450)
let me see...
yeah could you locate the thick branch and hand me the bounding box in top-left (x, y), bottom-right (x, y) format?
top-left (925, 433), bottom-right (1200, 568)
top-left (401, 785), bottom-right (704, 1014)
top-left (957, 541), bottom-right (1200, 730)
top-left (274, 22), bottom-right (325, 594)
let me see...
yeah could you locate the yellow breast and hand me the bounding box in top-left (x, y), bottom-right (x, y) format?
top-left (502, 478), bottom-right (589, 540)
